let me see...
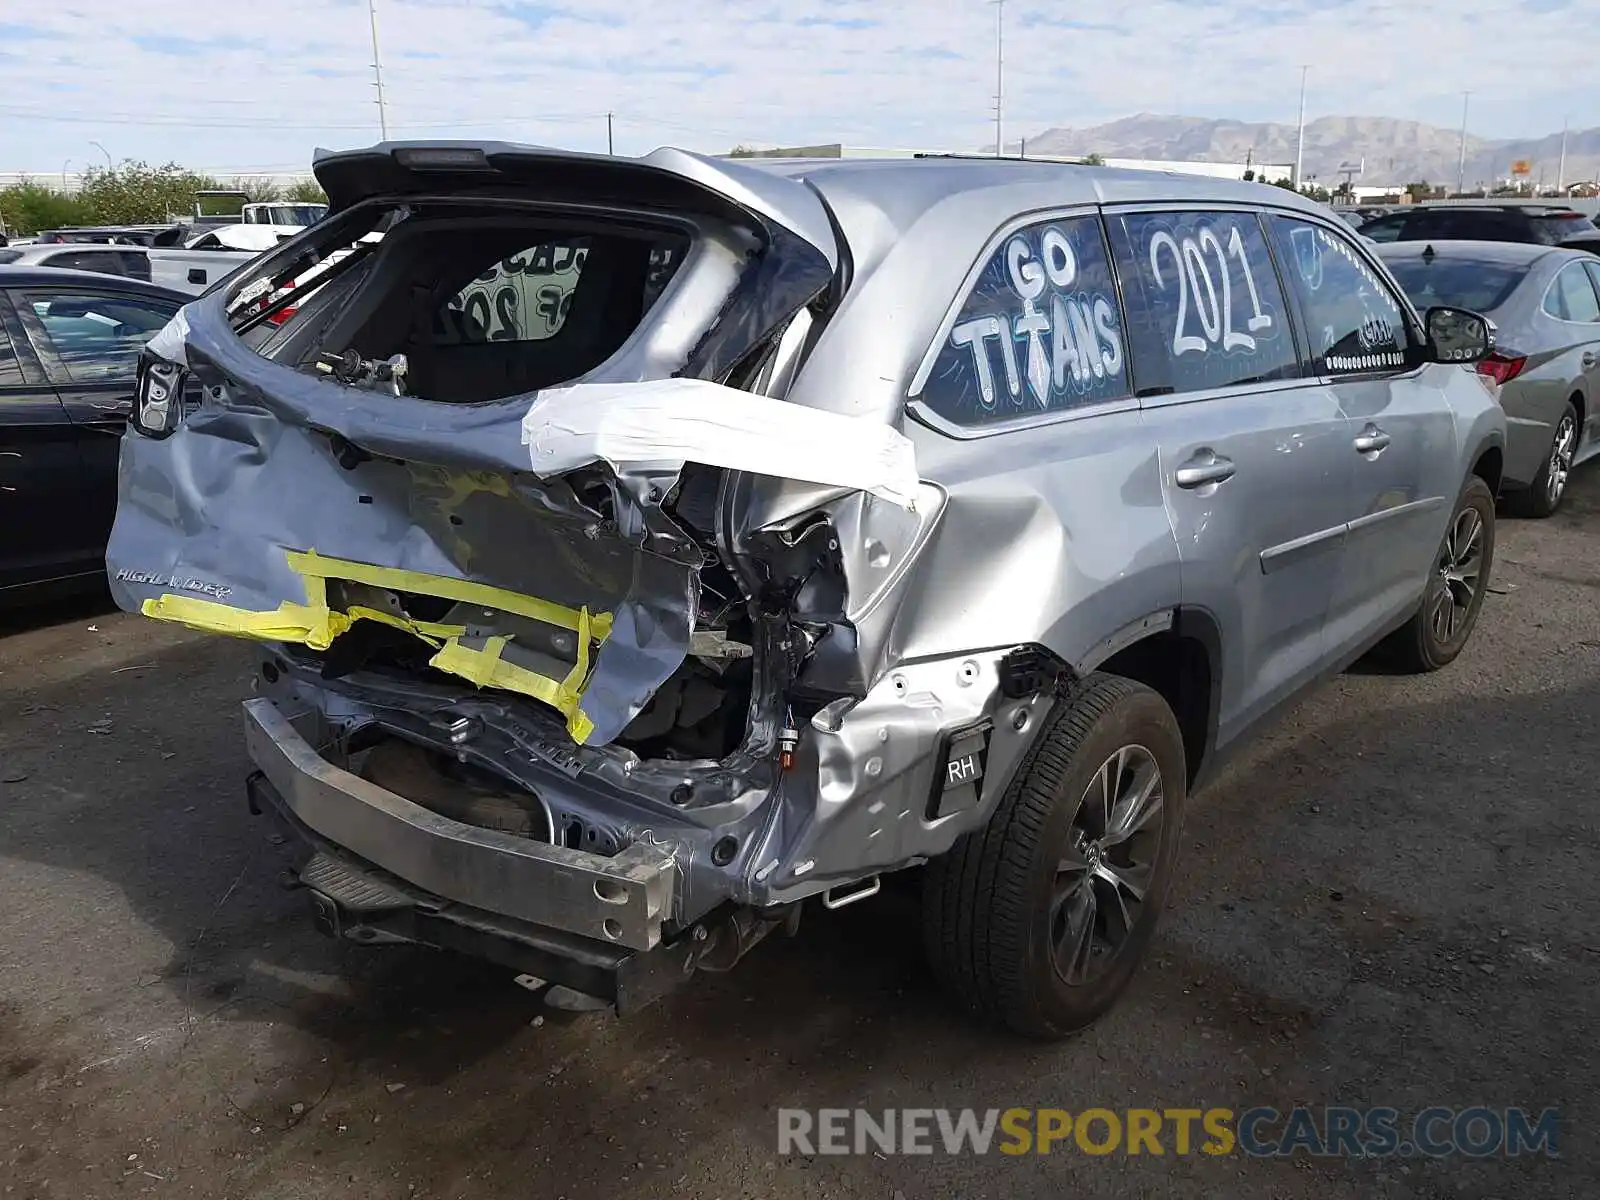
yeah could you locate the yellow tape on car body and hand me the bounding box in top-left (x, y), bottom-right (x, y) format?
top-left (140, 548), bottom-right (611, 743)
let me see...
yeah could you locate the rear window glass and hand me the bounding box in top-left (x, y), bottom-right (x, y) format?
top-left (916, 213), bottom-right (1130, 427)
top-left (233, 204), bottom-right (688, 405)
top-left (1382, 257), bottom-right (1526, 313)
top-left (1530, 213), bottom-right (1598, 246)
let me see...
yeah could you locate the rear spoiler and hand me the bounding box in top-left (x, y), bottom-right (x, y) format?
top-left (309, 141), bottom-right (838, 271)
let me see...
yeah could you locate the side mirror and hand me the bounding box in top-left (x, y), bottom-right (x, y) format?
top-left (1425, 306), bottom-right (1493, 365)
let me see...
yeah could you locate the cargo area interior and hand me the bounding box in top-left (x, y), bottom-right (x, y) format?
top-left (248, 204), bottom-right (688, 404)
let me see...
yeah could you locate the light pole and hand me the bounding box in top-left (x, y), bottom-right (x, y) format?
top-left (1557, 116), bottom-right (1568, 194)
top-left (991, 0), bottom-right (1005, 156)
top-left (606, 111), bottom-right (614, 154)
top-left (61, 158), bottom-right (71, 188)
top-left (89, 141), bottom-right (112, 168)
top-left (368, 0), bottom-right (389, 139)
top-left (1293, 65), bottom-right (1309, 190)
top-left (1455, 91), bottom-right (1471, 196)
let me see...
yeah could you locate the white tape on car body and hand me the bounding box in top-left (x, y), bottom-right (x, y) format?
top-left (520, 378), bottom-right (921, 510)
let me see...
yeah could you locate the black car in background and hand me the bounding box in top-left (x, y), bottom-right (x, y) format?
top-left (0, 266), bottom-right (188, 603)
top-left (33, 224), bottom-right (189, 247)
top-left (1356, 203), bottom-right (1600, 251)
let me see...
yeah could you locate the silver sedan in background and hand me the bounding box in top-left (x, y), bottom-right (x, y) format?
top-left (1378, 239), bottom-right (1600, 515)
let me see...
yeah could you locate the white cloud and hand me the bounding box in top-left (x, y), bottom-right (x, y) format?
top-left (0, 0), bottom-right (1591, 173)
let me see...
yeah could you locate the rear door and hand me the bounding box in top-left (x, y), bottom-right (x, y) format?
top-left (1108, 205), bottom-right (1351, 748)
top-left (0, 294), bottom-right (90, 591)
top-left (1267, 214), bottom-right (1458, 657)
top-left (1581, 260), bottom-right (1600, 453)
top-left (11, 286), bottom-right (181, 552)
top-left (1539, 261), bottom-right (1600, 464)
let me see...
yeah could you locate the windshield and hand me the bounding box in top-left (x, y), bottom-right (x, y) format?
top-left (1383, 257), bottom-right (1527, 313)
top-left (1530, 212), bottom-right (1598, 245)
top-left (262, 205), bottom-right (327, 226)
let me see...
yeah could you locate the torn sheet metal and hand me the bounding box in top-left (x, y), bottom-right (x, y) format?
top-left (520, 378), bottom-right (921, 510)
top-left (108, 394), bottom-right (697, 746)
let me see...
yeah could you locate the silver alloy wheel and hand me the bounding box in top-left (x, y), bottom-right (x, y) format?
top-left (1429, 506), bottom-right (1485, 645)
top-left (1050, 745), bottom-right (1164, 985)
top-left (1546, 412), bottom-right (1577, 508)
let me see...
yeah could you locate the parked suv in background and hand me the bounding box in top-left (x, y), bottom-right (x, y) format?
top-left (1357, 203), bottom-right (1600, 251)
top-left (110, 147), bottom-right (1505, 1038)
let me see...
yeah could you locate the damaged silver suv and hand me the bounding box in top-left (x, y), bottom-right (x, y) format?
top-left (110, 143), bottom-right (1505, 1038)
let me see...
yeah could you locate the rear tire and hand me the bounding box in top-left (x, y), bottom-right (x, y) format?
top-left (1509, 402), bottom-right (1578, 519)
top-left (922, 673), bottom-right (1186, 1039)
top-left (1385, 475), bottom-right (1496, 673)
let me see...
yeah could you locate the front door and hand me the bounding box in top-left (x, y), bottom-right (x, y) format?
top-left (0, 296), bottom-right (90, 592)
top-left (1265, 215), bottom-right (1460, 657)
top-left (1107, 206), bottom-right (1352, 749)
top-left (11, 286), bottom-right (180, 552)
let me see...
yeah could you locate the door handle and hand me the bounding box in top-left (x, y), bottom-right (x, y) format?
top-left (1174, 450), bottom-right (1236, 489)
top-left (1354, 424), bottom-right (1392, 454)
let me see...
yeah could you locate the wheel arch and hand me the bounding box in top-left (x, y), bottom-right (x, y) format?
top-left (1567, 389), bottom-right (1587, 438)
top-left (1079, 606), bottom-right (1220, 789)
top-left (1471, 440), bottom-right (1504, 498)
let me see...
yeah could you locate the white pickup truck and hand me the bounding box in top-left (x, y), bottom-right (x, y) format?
top-left (147, 224), bottom-right (299, 295)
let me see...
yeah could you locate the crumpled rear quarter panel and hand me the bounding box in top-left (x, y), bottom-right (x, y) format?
top-left (108, 336), bottom-right (699, 747)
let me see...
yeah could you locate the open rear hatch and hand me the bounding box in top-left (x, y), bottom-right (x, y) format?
top-left (108, 143), bottom-right (915, 751)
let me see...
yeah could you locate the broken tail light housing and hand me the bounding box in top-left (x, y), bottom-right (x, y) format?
top-left (132, 355), bottom-right (200, 439)
top-left (1475, 352), bottom-right (1527, 389)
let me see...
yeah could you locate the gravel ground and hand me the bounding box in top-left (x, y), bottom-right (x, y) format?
top-left (1, 469), bottom-right (1597, 1199)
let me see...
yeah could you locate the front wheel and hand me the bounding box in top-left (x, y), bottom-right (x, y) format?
top-left (1385, 475), bottom-right (1496, 672)
top-left (922, 674), bottom-right (1187, 1039)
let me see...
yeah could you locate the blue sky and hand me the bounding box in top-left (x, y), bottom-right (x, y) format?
top-left (0, 0), bottom-right (1592, 175)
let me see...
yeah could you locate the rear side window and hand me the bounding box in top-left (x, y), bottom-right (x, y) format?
top-left (1269, 217), bottom-right (1409, 375)
top-left (1542, 262), bottom-right (1600, 322)
top-left (40, 250), bottom-right (125, 276)
top-left (915, 213), bottom-right (1129, 426)
top-left (0, 249), bottom-right (20, 265)
top-left (1357, 214), bottom-right (1408, 243)
top-left (1530, 213), bottom-right (1598, 246)
top-left (1109, 209), bottom-right (1298, 396)
top-left (1411, 211), bottom-right (1519, 242)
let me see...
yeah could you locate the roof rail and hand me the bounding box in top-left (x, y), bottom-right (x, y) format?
top-left (911, 151), bottom-right (1084, 165)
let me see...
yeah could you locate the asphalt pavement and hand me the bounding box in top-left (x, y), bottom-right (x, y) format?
top-left (1, 470), bottom-right (1597, 1199)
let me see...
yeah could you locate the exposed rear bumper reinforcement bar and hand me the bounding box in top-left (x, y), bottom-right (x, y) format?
top-left (247, 773), bottom-right (694, 1013)
top-left (242, 697), bottom-right (677, 951)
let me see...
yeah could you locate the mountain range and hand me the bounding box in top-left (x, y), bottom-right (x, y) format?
top-left (1009, 114), bottom-right (1600, 188)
